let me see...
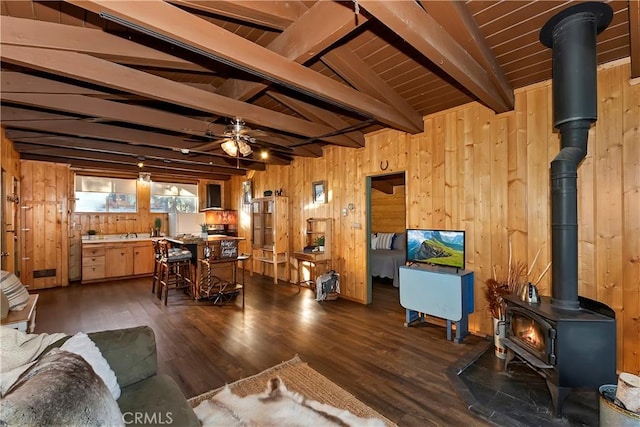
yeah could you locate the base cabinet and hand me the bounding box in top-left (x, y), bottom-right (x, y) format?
top-left (82, 240), bottom-right (153, 283)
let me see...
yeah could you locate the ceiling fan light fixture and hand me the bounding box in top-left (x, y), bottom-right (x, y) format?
top-left (221, 140), bottom-right (238, 157)
top-left (238, 140), bottom-right (252, 156)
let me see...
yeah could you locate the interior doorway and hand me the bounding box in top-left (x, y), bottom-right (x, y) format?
top-left (366, 172), bottom-right (406, 304)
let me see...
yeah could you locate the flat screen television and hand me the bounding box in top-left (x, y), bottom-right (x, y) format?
top-left (406, 229), bottom-right (465, 270)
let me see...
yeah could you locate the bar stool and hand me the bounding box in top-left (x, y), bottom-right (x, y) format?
top-left (151, 240), bottom-right (162, 296)
top-left (158, 240), bottom-right (193, 305)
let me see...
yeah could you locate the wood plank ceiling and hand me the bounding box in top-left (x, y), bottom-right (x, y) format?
top-left (0, 0), bottom-right (635, 182)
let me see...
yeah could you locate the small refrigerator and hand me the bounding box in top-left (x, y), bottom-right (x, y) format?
top-left (168, 213), bottom-right (205, 237)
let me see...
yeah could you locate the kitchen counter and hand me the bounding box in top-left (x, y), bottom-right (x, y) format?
top-left (166, 235), bottom-right (243, 245)
top-left (82, 234), bottom-right (155, 243)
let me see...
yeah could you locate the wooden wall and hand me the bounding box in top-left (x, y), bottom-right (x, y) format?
top-left (1, 129), bottom-right (21, 274)
top-left (371, 186), bottom-right (406, 233)
top-left (229, 60), bottom-right (639, 374)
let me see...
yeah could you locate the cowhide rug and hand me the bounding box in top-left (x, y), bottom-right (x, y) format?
top-left (194, 377), bottom-right (386, 427)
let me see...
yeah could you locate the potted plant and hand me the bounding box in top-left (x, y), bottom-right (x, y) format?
top-left (314, 235), bottom-right (325, 252)
top-left (87, 229), bottom-right (97, 240)
top-left (200, 223), bottom-right (209, 240)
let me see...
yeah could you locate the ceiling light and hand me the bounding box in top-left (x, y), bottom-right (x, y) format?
top-left (260, 150), bottom-right (269, 159)
top-left (180, 148), bottom-right (190, 154)
top-left (221, 140), bottom-right (238, 157)
top-left (238, 140), bottom-right (252, 156)
top-left (138, 172), bottom-right (151, 183)
top-left (137, 161), bottom-right (144, 168)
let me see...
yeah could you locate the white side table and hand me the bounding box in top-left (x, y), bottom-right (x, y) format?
top-left (1, 294), bottom-right (39, 333)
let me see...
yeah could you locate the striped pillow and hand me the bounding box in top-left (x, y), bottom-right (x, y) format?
top-left (0, 270), bottom-right (29, 311)
top-left (375, 233), bottom-right (395, 250)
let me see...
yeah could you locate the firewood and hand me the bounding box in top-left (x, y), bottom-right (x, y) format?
top-left (615, 372), bottom-right (640, 413)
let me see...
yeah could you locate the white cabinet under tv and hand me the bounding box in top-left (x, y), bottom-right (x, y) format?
top-left (399, 264), bottom-right (474, 343)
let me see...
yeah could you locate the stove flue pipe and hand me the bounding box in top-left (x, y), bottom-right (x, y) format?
top-left (540, 2), bottom-right (612, 310)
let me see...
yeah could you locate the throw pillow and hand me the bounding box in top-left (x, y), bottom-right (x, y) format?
top-left (392, 232), bottom-right (407, 250)
top-left (0, 270), bottom-right (29, 311)
top-left (1, 349), bottom-right (124, 427)
top-left (61, 332), bottom-right (121, 400)
top-left (375, 233), bottom-right (394, 250)
top-left (370, 233), bottom-right (379, 250)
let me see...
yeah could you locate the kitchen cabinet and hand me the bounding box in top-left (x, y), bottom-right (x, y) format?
top-left (82, 240), bottom-right (154, 283)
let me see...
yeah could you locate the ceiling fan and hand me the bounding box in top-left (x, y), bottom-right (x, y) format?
top-left (194, 118), bottom-right (270, 158)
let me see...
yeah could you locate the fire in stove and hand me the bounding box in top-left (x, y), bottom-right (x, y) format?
top-left (513, 317), bottom-right (545, 351)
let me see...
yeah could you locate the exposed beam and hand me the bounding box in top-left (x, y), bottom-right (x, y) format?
top-left (5, 131), bottom-right (264, 172)
top-left (420, 0), bottom-right (514, 108)
top-left (267, 92), bottom-right (364, 147)
top-left (321, 48), bottom-right (424, 130)
top-left (216, 1), bottom-right (366, 101)
top-left (66, 0), bottom-right (422, 132)
top-left (0, 45), bottom-right (357, 145)
top-left (0, 16), bottom-right (208, 72)
top-left (357, 0), bottom-right (511, 113)
top-left (630, 0), bottom-right (640, 79)
top-left (19, 154), bottom-right (230, 181)
top-left (0, 71), bottom-right (105, 95)
top-left (13, 143), bottom-right (233, 175)
top-left (168, 0), bottom-right (306, 31)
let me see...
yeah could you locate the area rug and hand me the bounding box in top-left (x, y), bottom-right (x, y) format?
top-left (189, 355), bottom-right (396, 427)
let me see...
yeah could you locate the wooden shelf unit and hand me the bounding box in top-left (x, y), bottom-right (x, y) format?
top-left (251, 196), bottom-right (289, 284)
top-left (294, 218), bottom-right (333, 288)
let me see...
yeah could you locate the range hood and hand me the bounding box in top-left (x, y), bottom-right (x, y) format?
top-left (201, 183), bottom-right (222, 211)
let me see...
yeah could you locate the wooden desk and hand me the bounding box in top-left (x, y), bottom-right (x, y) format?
top-left (1, 294), bottom-right (39, 333)
top-left (293, 251), bottom-right (330, 290)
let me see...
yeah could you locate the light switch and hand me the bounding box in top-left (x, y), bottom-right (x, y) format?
top-left (342, 208), bottom-right (348, 216)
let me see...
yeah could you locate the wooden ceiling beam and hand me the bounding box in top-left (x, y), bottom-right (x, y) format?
top-left (267, 92), bottom-right (364, 147)
top-left (214, 1), bottom-right (369, 147)
top-left (167, 0), bottom-right (306, 31)
top-left (321, 48), bottom-right (424, 131)
top-left (0, 45), bottom-right (356, 145)
top-left (358, 0), bottom-right (512, 113)
top-left (0, 16), bottom-right (209, 72)
top-left (420, 1), bottom-right (514, 108)
top-left (5, 131), bottom-right (264, 172)
top-left (13, 143), bottom-right (235, 175)
top-left (630, 0), bottom-right (639, 78)
top-left (0, 71), bottom-right (105, 95)
top-left (65, 0), bottom-right (422, 133)
top-left (20, 154), bottom-right (230, 181)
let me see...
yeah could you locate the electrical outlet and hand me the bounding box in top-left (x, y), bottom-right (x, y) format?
top-left (353, 223), bottom-right (361, 229)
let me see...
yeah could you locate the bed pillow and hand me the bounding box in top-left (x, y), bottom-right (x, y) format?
top-left (0, 270), bottom-right (29, 311)
top-left (61, 332), bottom-right (121, 400)
top-left (370, 234), bottom-right (379, 250)
top-left (392, 232), bottom-right (406, 250)
top-left (375, 233), bottom-right (394, 250)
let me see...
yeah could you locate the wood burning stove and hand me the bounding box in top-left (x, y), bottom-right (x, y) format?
top-left (503, 295), bottom-right (616, 416)
top-left (500, 2), bottom-right (619, 417)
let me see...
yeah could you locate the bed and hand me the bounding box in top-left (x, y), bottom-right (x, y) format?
top-left (370, 232), bottom-right (406, 287)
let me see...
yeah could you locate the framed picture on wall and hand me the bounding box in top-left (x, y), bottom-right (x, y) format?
top-left (312, 181), bottom-right (327, 204)
top-left (242, 180), bottom-right (253, 204)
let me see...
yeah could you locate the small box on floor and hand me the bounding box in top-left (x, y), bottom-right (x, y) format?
top-left (316, 270), bottom-right (339, 301)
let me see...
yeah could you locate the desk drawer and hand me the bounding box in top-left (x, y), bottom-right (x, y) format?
top-left (83, 247), bottom-right (105, 257)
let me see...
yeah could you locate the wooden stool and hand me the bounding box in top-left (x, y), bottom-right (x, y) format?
top-left (158, 240), bottom-right (193, 305)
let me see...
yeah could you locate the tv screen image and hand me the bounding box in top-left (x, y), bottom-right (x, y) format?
top-left (406, 229), bottom-right (465, 269)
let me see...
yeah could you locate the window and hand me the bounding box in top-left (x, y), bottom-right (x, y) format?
top-left (75, 176), bottom-right (137, 213)
top-left (150, 182), bottom-right (197, 213)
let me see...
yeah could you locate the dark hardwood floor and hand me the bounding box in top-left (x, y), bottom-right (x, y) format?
top-left (34, 274), bottom-right (490, 426)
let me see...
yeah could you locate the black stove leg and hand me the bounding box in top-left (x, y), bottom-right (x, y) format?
top-left (546, 380), bottom-right (571, 417)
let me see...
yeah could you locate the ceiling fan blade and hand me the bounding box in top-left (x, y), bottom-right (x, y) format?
top-left (192, 139), bottom-right (227, 151)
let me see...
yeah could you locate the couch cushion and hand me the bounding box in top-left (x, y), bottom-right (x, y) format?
top-left (0, 270), bottom-right (29, 311)
top-left (118, 374), bottom-right (199, 427)
top-left (0, 349), bottom-right (123, 427)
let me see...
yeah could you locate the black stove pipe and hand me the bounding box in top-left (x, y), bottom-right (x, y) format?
top-left (540, 3), bottom-right (612, 310)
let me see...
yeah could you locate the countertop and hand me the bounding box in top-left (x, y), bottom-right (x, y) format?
top-left (81, 234), bottom-right (244, 245)
top-left (166, 235), bottom-right (244, 245)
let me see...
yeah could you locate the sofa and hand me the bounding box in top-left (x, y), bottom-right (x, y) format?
top-left (2, 325), bottom-right (200, 427)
